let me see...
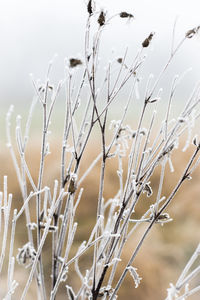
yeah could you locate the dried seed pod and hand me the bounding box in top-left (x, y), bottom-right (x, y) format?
top-left (186, 28), bottom-right (196, 38)
top-left (142, 32), bottom-right (154, 48)
top-left (117, 58), bottom-right (123, 64)
top-left (117, 57), bottom-right (129, 69)
top-left (98, 11), bottom-right (105, 26)
top-left (87, 0), bottom-right (93, 15)
top-left (156, 213), bottom-right (173, 224)
top-left (142, 39), bottom-right (150, 48)
top-left (143, 182), bottom-right (153, 197)
top-left (68, 175), bottom-right (77, 194)
top-left (185, 26), bottom-right (200, 38)
top-left (119, 12), bottom-right (134, 19)
top-left (69, 58), bottom-right (82, 68)
top-left (157, 213), bottom-right (170, 220)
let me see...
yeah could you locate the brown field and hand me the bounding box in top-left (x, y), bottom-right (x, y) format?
top-left (0, 133), bottom-right (200, 300)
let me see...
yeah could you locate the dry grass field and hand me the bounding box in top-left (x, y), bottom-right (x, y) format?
top-left (1, 134), bottom-right (200, 299)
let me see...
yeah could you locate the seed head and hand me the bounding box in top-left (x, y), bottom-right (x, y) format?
top-left (68, 174), bottom-right (77, 194)
top-left (119, 12), bottom-right (134, 19)
top-left (87, 0), bottom-right (93, 15)
top-left (98, 11), bottom-right (106, 26)
top-left (185, 26), bottom-right (200, 38)
top-left (117, 58), bottom-right (123, 64)
top-left (142, 32), bottom-right (155, 48)
top-left (156, 213), bottom-right (173, 224)
top-left (69, 58), bottom-right (82, 68)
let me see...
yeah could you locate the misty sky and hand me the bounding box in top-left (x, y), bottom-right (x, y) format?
top-left (1, 0), bottom-right (200, 106)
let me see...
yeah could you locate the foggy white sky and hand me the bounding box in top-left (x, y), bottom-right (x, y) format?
top-left (0, 0), bottom-right (200, 105)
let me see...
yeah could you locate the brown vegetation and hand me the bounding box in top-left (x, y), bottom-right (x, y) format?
top-left (1, 137), bottom-right (200, 299)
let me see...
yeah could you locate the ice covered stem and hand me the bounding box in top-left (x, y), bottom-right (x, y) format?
top-left (166, 243), bottom-right (200, 300)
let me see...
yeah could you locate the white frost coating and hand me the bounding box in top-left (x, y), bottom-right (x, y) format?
top-left (182, 116), bottom-right (192, 152)
top-left (134, 80), bottom-right (140, 100)
top-left (127, 266), bottom-right (142, 288)
top-left (168, 157), bottom-right (174, 173)
top-left (167, 283), bottom-right (179, 299)
top-left (106, 258), bottom-right (122, 268)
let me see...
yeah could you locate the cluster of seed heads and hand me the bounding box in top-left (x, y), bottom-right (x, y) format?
top-left (87, 0), bottom-right (133, 29)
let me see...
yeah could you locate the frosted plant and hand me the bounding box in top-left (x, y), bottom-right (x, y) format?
top-left (1, 1), bottom-right (200, 299)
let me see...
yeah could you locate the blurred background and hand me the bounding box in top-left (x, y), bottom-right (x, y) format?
top-left (1, 0), bottom-right (200, 299)
top-left (1, 0), bottom-right (200, 106)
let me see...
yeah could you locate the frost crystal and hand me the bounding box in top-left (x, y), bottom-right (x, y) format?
top-left (127, 266), bottom-right (142, 288)
top-left (16, 242), bottom-right (36, 268)
top-left (167, 283), bottom-right (179, 299)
